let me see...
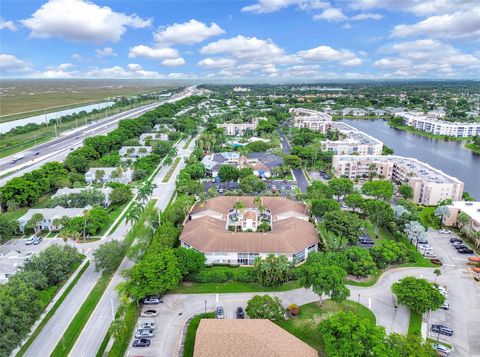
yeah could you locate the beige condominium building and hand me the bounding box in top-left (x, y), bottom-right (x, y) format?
top-left (332, 155), bottom-right (464, 206)
top-left (322, 122), bottom-right (384, 155)
top-left (218, 117), bottom-right (263, 136)
top-left (443, 201), bottom-right (480, 247)
top-left (180, 196), bottom-right (319, 266)
top-left (290, 108), bottom-right (332, 133)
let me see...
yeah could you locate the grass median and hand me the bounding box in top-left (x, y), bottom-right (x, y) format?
top-left (51, 200), bottom-right (157, 357)
top-left (17, 260), bottom-right (90, 357)
top-left (407, 310), bottom-right (422, 336)
top-left (162, 157), bottom-right (181, 182)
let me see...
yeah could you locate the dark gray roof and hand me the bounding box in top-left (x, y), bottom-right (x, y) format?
top-left (247, 152), bottom-right (284, 169)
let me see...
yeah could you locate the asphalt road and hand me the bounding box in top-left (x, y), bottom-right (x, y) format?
top-left (0, 86), bottom-right (198, 185)
top-left (68, 137), bottom-right (198, 357)
top-left (277, 128), bottom-right (309, 192)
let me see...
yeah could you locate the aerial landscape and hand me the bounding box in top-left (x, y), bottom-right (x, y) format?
top-left (1, 1), bottom-right (480, 357)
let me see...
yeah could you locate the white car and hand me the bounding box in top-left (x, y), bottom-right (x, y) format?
top-left (439, 229), bottom-right (451, 234)
top-left (140, 322), bottom-right (156, 330)
top-left (431, 343), bottom-right (451, 355)
top-left (423, 251), bottom-right (437, 258)
top-left (418, 245), bottom-right (433, 252)
top-left (440, 301), bottom-right (450, 310)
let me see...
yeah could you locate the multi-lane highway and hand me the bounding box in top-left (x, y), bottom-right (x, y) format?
top-left (0, 86), bottom-right (199, 185)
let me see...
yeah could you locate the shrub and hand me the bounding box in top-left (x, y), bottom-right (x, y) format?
top-left (287, 303), bottom-right (300, 316)
top-left (232, 268), bottom-right (256, 283)
top-left (191, 268), bottom-right (232, 283)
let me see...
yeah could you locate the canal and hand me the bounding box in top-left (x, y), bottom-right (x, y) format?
top-left (340, 119), bottom-right (480, 199)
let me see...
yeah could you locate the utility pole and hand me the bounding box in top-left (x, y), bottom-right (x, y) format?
top-left (54, 122), bottom-right (58, 137)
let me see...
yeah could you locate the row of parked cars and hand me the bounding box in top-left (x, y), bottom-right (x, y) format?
top-left (449, 237), bottom-right (474, 255)
top-left (131, 297), bottom-right (161, 348)
top-left (25, 235), bottom-right (43, 245)
top-left (431, 285), bottom-right (453, 356)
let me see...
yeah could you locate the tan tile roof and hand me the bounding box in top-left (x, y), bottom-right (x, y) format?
top-left (182, 196), bottom-right (318, 254)
top-left (194, 319), bottom-right (318, 357)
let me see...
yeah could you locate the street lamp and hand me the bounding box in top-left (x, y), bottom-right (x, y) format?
top-left (204, 300), bottom-right (207, 315)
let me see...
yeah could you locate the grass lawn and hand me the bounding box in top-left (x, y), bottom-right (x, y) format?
top-left (183, 313), bottom-right (215, 357)
top-left (2, 207), bottom-right (28, 221)
top-left (464, 143), bottom-right (480, 154)
top-left (162, 157), bottom-right (181, 182)
top-left (276, 300), bottom-right (375, 355)
top-left (174, 280), bottom-right (303, 294)
top-left (418, 206), bottom-right (440, 229)
top-left (407, 309), bottom-right (422, 336)
top-left (183, 136), bottom-right (194, 149)
top-left (97, 203), bottom-right (128, 236)
top-left (17, 260), bottom-right (89, 357)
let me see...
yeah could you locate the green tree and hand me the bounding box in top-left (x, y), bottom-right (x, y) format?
top-left (137, 181), bottom-right (154, 203)
top-left (345, 247), bottom-right (378, 277)
top-left (319, 311), bottom-right (389, 357)
top-left (245, 294), bottom-right (285, 321)
top-left (109, 185), bottom-right (133, 205)
top-left (93, 240), bottom-right (126, 275)
top-left (392, 277), bottom-right (445, 313)
top-left (322, 210), bottom-right (364, 245)
top-left (120, 248), bottom-right (182, 301)
top-left (362, 180), bottom-right (394, 201)
top-left (0, 215), bottom-right (17, 243)
top-left (284, 155), bottom-right (302, 168)
top-left (238, 167), bottom-right (254, 179)
top-left (84, 206), bottom-right (109, 234)
top-left (310, 198), bottom-right (340, 217)
top-left (363, 200), bottom-right (394, 236)
top-left (434, 205), bottom-right (451, 227)
top-left (398, 184), bottom-right (414, 199)
top-left (370, 240), bottom-right (409, 269)
top-left (328, 178), bottom-right (354, 202)
top-left (253, 254), bottom-right (292, 287)
top-left (344, 193), bottom-right (365, 211)
top-left (218, 165), bottom-right (240, 182)
top-left (385, 333), bottom-right (437, 357)
top-left (25, 213), bottom-right (44, 233)
top-left (174, 247), bottom-right (205, 278)
top-left (240, 174), bottom-right (266, 193)
top-left (302, 264), bottom-right (349, 305)
top-left (306, 180), bottom-right (334, 200)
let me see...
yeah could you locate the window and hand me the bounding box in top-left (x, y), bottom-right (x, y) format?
top-left (307, 244), bottom-right (317, 253)
top-left (237, 252), bottom-right (259, 266)
top-left (293, 249), bottom-right (305, 263)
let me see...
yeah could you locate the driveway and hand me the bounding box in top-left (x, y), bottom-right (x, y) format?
top-left (126, 267), bottom-right (435, 357)
top-left (425, 229), bottom-right (480, 357)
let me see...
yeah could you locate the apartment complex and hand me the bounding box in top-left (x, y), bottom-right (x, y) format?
top-left (444, 201), bottom-right (480, 235)
top-left (332, 155), bottom-right (464, 205)
top-left (218, 117), bottom-right (261, 136)
top-left (322, 122), bottom-right (383, 155)
top-left (396, 112), bottom-right (480, 138)
top-left (290, 108), bottom-right (332, 132)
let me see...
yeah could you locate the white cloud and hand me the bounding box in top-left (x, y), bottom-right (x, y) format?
top-left (0, 54), bottom-right (33, 73)
top-left (87, 64), bottom-right (164, 78)
top-left (374, 39), bottom-right (480, 77)
top-left (161, 57), bottom-right (186, 67)
top-left (298, 45), bottom-right (362, 66)
top-left (0, 18), bottom-right (17, 31)
top-left (350, 0), bottom-right (477, 16)
top-left (21, 0), bottom-right (151, 43)
top-left (96, 47), bottom-right (117, 57)
top-left (313, 8), bottom-right (348, 22)
top-left (154, 19), bottom-right (225, 45)
top-left (129, 45), bottom-right (180, 60)
top-left (198, 57), bottom-right (236, 69)
top-left (391, 8), bottom-right (480, 40)
top-left (351, 13), bottom-right (383, 21)
top-left (242, 0), bottom-right (328, 13)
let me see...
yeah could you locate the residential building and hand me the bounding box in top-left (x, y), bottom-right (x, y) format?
top-left (290, 108), bottom-right (332, 132)
top-left (0, 251), bottom-right (31, 284)
top-left (52, 187), bottom-right (113, 206)
top-left (201, 152), bottom-right (283, 178)
top-left (396, 112), bottom-right (480, 137)
top-left (180, 196), bottom-right (319, 265)
top-left (18, 206), bottom-right (91, 233)
top-left (194, 319), bottom-right (317, 357)
top-left (322, 122), bottom-right (383, 155)
top-left (139, 132), bottom-right (168, 145)
top-left (218, 118), bottom-right (261, 136)
top-left (443, 201), bottom-right (480, 247)
top-left (85, 167), bottom-right (133, 184)
top-left (118, 146), bottom-right (153, 159)
top-left (332, 155), bottom-right (464, 205)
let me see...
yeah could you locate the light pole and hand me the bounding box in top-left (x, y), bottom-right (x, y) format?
top-left (204, 300), bottom-right (207, 315)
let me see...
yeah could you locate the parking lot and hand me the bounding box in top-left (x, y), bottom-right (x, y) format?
top-left (425, 229), bottom-right (480, 357)
top-left (0, 237), bottom-right (63, 283)
top-left (203, 179), bottom-right (297, 196)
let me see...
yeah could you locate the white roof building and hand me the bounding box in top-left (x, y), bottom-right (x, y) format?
top-left (85, 167), bottom-right (133, 184)
top-left (18, 206), bottom-right (91, 233)
top-left (323, 122), bottom-right (383, 155)
top-left (289, 108), bottom-right (332, 133)
top-left (396, 112), bottom-right (480, 137)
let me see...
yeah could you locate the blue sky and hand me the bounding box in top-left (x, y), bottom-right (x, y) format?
top-left (1, 0), bottom-right (479, 80)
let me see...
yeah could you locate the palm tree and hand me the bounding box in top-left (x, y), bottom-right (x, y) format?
top-left (434, 268), bottom-right (441, 284)
top-left (137, 182), bottom-right (153, 202)
top-left (26, 213), bottom-right (44, 233)
top-left (126, 203), bottom-right (143, 226)
top-left (233, 201), bottom-right (245, 211)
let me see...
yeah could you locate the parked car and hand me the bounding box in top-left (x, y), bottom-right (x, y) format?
top-left (236, 307), bottom-right (245, 319)
top-left (140, 309), bottom-right (157, 317)
top-left (431, 324), bottom-right (453, 336)
top-left (439, 229), bottom-right (451, 234)
top-left (418, 245), bottom-right (433, 251)
top-left (416, 240), bottom-right (429, 245)
top-left (152, 183), bottom-right (157, 188)
top-left (143, 296), bottom-right (161, 305)
top-left (423, 251), bottom-right (437, 258)
top-left (217, 188), bottom-right (224, 194)
top-left (450, 238), bottom-right (463, 243)
top-left (451, 241), bottom-right (465, 247)
top-left (25, 236), bottom-right (36, 245)
top-left (457, 247), bottom-right (474, 254)
top-left (32, 236), bottom-right (43, 245)
top-left (430, 259), bottom-right (442, 265)
top-left (440, 301), bottom-right (449, 310)
top-left (132, 338), bottom-right (151, 347)
top-left (216, 306), bottom-right (225, 319)
top-left (134, 329), bottom-right (155, 339)
top-left (431, 343), bottom-right (451, 356)
top-left (454, 244), bottom-right (469, 250)
top-left (140, 322), bottom-right (156, 330)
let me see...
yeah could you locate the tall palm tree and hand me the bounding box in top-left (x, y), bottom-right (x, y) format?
top-left (137, 182), bottom-right (153, 202)
top-left (126, 202), bottom-right (143, 226)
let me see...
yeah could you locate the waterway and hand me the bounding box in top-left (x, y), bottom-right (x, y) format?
top-left (340, 119), bottom-right (480, 199)
top-left (0, 101), bottom-right (115, 134)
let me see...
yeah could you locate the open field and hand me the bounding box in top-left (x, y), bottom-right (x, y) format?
top-left (0, 79), bottom-right (173, 120)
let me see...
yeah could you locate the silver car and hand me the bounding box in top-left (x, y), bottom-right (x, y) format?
top-left (216, 306), bottom-right (225, 319)
top-left (135, 329), bottom-right (155, 339)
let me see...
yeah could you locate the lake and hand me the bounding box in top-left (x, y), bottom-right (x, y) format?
top-left (0, 101), bottom-right (115, 134)
top-left (340, 119), bottom-right (480, 199)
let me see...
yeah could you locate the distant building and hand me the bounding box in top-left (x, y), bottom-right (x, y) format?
top-left (396, 112), bottom-right (480, 137)
top-left (181, 196), bottom-right (318, 266)
top-left (201, 152), bottom-right (283, 178)
top-left (18, 206), bottom-right (91, 233)
top-left (290, 108), bottom-right (332, 132)
top-left (85, 167), bottom-right (133, 184)
top-left (218, 118), bottom-right (261, 136)
top-left (443, 201), bottom-right (480, 248)
top-left (332, 155), bottom-right (464, 206)
top-left (323, 122), bottom-right (383, 155)
top-left (52, 187), bottom-right (113, 207)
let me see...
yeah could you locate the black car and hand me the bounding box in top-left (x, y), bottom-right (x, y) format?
top-left (457, 248), bottom-right (474, 254)
top-left (454, 244), bottom-right (468, 250)
top-left (431, 324), bottom-right (453, 336)
top-left (132, 338), bottom-right (151, 347)
top-left (236, 307), bottom-right (245, 319)
top-left (450, 238), bottom-right (463, 243)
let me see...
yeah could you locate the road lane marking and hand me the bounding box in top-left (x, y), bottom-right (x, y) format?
top-left (216, 294), bottom-right (219, 303)
top-left (368, 298), bottom-right (372, 309)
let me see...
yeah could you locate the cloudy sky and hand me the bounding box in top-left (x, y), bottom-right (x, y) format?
top-left (1, 0), bottom-right (479, 80)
